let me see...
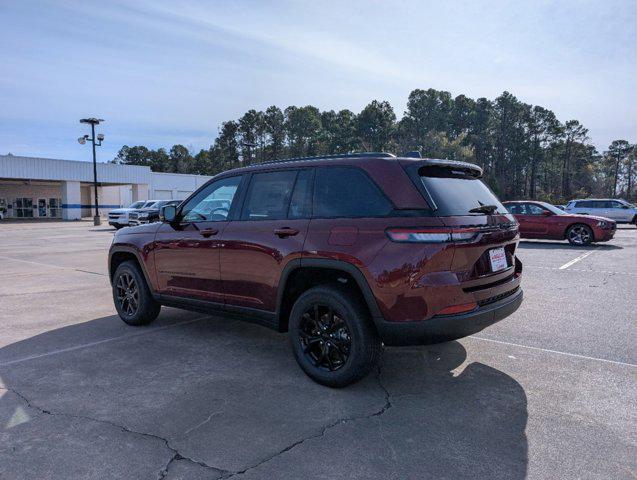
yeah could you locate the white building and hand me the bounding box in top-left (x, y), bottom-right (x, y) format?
top-left (0, 154), bottom-right (211, 220)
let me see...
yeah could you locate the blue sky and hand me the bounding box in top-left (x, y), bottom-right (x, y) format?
top-left (1, 0), bottom-right (635, 162)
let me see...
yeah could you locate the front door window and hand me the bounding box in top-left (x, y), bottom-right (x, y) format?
top-left (181, 176), bottom-right (242, 223)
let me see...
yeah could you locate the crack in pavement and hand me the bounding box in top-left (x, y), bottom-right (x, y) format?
top-left (5, 387), bottom-right (229, 480)
top-left (221, 362), bottom-right (394, 479)
top-left (4, 363), bottom-right (394, 479)
top-left (588, 271), bottom-right (616, 288)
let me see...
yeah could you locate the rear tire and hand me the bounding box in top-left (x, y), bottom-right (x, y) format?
top-left (566, 224), bottom-right (593, 246)
top-left (112, 260), bottom-right (160, 326)
top-left (288, 286), bottom-right (382, 388)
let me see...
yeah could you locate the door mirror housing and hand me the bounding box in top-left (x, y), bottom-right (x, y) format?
top-left (542, 210), bottom-right (552, 216)
top-left (621, 205), bottom-right (629, 209)
top-left (161, 204), bottom-right (177, 223)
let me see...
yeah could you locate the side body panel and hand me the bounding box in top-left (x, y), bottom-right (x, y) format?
top-left (153, 220), bottom-right (229, 302)
top-left (220, 218), bottom-right (310, 311)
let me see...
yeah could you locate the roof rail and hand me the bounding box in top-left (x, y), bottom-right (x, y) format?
top-left (257, 152), bottom-right (395, 166)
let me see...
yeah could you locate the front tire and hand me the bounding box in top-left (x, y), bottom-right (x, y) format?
top-left (566, 224), bottom-right (593, 246)
top-left (288, 286), bottom-right (382, 388)
top-left (112, 260), bottom-right (160, 326)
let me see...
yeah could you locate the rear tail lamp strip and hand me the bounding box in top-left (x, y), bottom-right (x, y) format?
top-left (385, 227), bottom-right (480, 243)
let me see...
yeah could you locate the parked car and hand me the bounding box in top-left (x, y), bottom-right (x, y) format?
top-left (109, 153), bottom-right (523, 387)
top-left (564, 198), bottom-right (637, 224)
top-left (108, 200), bottom-right (156, 229)
top-left (128, 200), bottom-right (182, 226)
top-left (503, 200), bottom-right (616, 245)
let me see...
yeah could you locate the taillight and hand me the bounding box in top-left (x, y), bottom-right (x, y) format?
top-left (386, 227), bottom-right (480, 243)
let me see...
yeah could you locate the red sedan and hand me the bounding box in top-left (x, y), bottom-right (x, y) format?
top-left (503, 201), bottom-right (616, 246)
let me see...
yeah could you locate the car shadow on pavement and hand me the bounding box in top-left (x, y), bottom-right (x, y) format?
top-left (0, 314), bottom-right (528, 479)
top-left (518, 240), bottom-right (622, 250)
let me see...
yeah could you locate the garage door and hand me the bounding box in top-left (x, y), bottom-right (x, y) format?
top-left (153, 190), bottom-right (172, 200)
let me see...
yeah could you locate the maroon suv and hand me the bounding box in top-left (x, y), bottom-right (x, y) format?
top-left (109, 153), bottom-right (523, 387)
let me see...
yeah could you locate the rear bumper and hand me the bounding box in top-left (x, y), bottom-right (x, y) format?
top-left (376, 287), bottom-right (523, 346)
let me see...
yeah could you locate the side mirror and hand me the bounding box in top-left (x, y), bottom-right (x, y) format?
top-left (161, 204), bottom-right (177, 223)
top-left (542, 210), bottom-right (552, 216)
top-left (622, 205), bottom-right (629, 209)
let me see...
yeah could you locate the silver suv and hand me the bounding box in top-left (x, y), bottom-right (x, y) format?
top-left (565, 199), bottom-right (637, 224)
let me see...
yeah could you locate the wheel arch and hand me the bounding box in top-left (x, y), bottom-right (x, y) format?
top-left (276, 258), bottom-right (383, 332)
top-left (109, 246), bottom-right (155, 295)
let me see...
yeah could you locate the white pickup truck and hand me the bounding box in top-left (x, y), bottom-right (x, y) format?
top-left (108, 200), bottom-right (158, 229)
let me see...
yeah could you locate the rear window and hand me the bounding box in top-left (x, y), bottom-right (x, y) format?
top-left (418, 166), bottom-right (507, 216)
top-left (314, 167), bottom-right (392, 218)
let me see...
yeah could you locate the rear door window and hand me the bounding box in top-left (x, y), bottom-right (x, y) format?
top-left (418, 165), bottom-right (508, 216)
top-left (241, 170), bottom-right (297, 221)
top-left (288, 169), bottom-right (313, 219)
top-left (313, 167), bottom-right (392, 218)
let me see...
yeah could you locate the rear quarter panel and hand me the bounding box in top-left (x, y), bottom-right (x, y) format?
top-left (304, 216), bottom-right (454, 322)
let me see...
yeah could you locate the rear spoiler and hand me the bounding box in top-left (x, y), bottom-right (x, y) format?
top-left (398, 158), bottom-right (483, 178)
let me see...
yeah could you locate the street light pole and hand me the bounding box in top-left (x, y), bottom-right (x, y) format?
top-left (90, 121), bottom-right (99, 225)
top-left (79, 118), bottom-right (104, 226)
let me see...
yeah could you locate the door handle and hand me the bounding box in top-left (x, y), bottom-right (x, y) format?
top-left (274, 227), bottom-right (299, 238)
top-left (200, 228), bottom-right (219, 238)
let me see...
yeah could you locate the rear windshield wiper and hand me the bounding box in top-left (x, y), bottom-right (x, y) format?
top-left (468, 204), bottom-right (498, 215)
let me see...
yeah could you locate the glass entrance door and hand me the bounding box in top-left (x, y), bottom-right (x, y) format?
top-left (15, 198), bottom-right (34, 218)
top-left (38, 198), bottom-right (48, 217)
top-left (49, 198), bottom-right (61, 218)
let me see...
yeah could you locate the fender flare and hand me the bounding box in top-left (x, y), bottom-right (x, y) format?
top-left (276, 258), bottom-right (384, 326)
top-left (108, 245), bottom-right (156, 297)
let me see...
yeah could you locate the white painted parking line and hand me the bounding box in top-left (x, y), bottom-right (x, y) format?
top-left (0, 316), bottom-right (208, 367)
top-left (469, 335), bottom-right (636, 368)
top-left (558, 247), bottom-right (599, 270)
top-left (523, 265), bottom-right (637, 276)
top-left (0, 255), bottom-right (106, 276)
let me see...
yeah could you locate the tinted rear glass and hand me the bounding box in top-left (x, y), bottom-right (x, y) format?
top-left (419, 166), bottom-right (507, 216)
top-left (314, 167), bottom-right (392, 218)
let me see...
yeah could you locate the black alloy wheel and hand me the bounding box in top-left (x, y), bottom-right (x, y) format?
top-left (112, 260), bottom-right (161, 326)
top-left (289, 285), bottom-right (382, 387)
top-left (115, 272), bottom-right (139, 317)
top-left (299, 304), bottom-right (351, 372)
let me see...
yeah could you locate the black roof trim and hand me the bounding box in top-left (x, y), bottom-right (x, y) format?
top-left (257, 152), bottom-right (395, 166)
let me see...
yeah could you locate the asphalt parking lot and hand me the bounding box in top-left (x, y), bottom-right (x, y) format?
top-left (0, 221), bottom-right (635, 480)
